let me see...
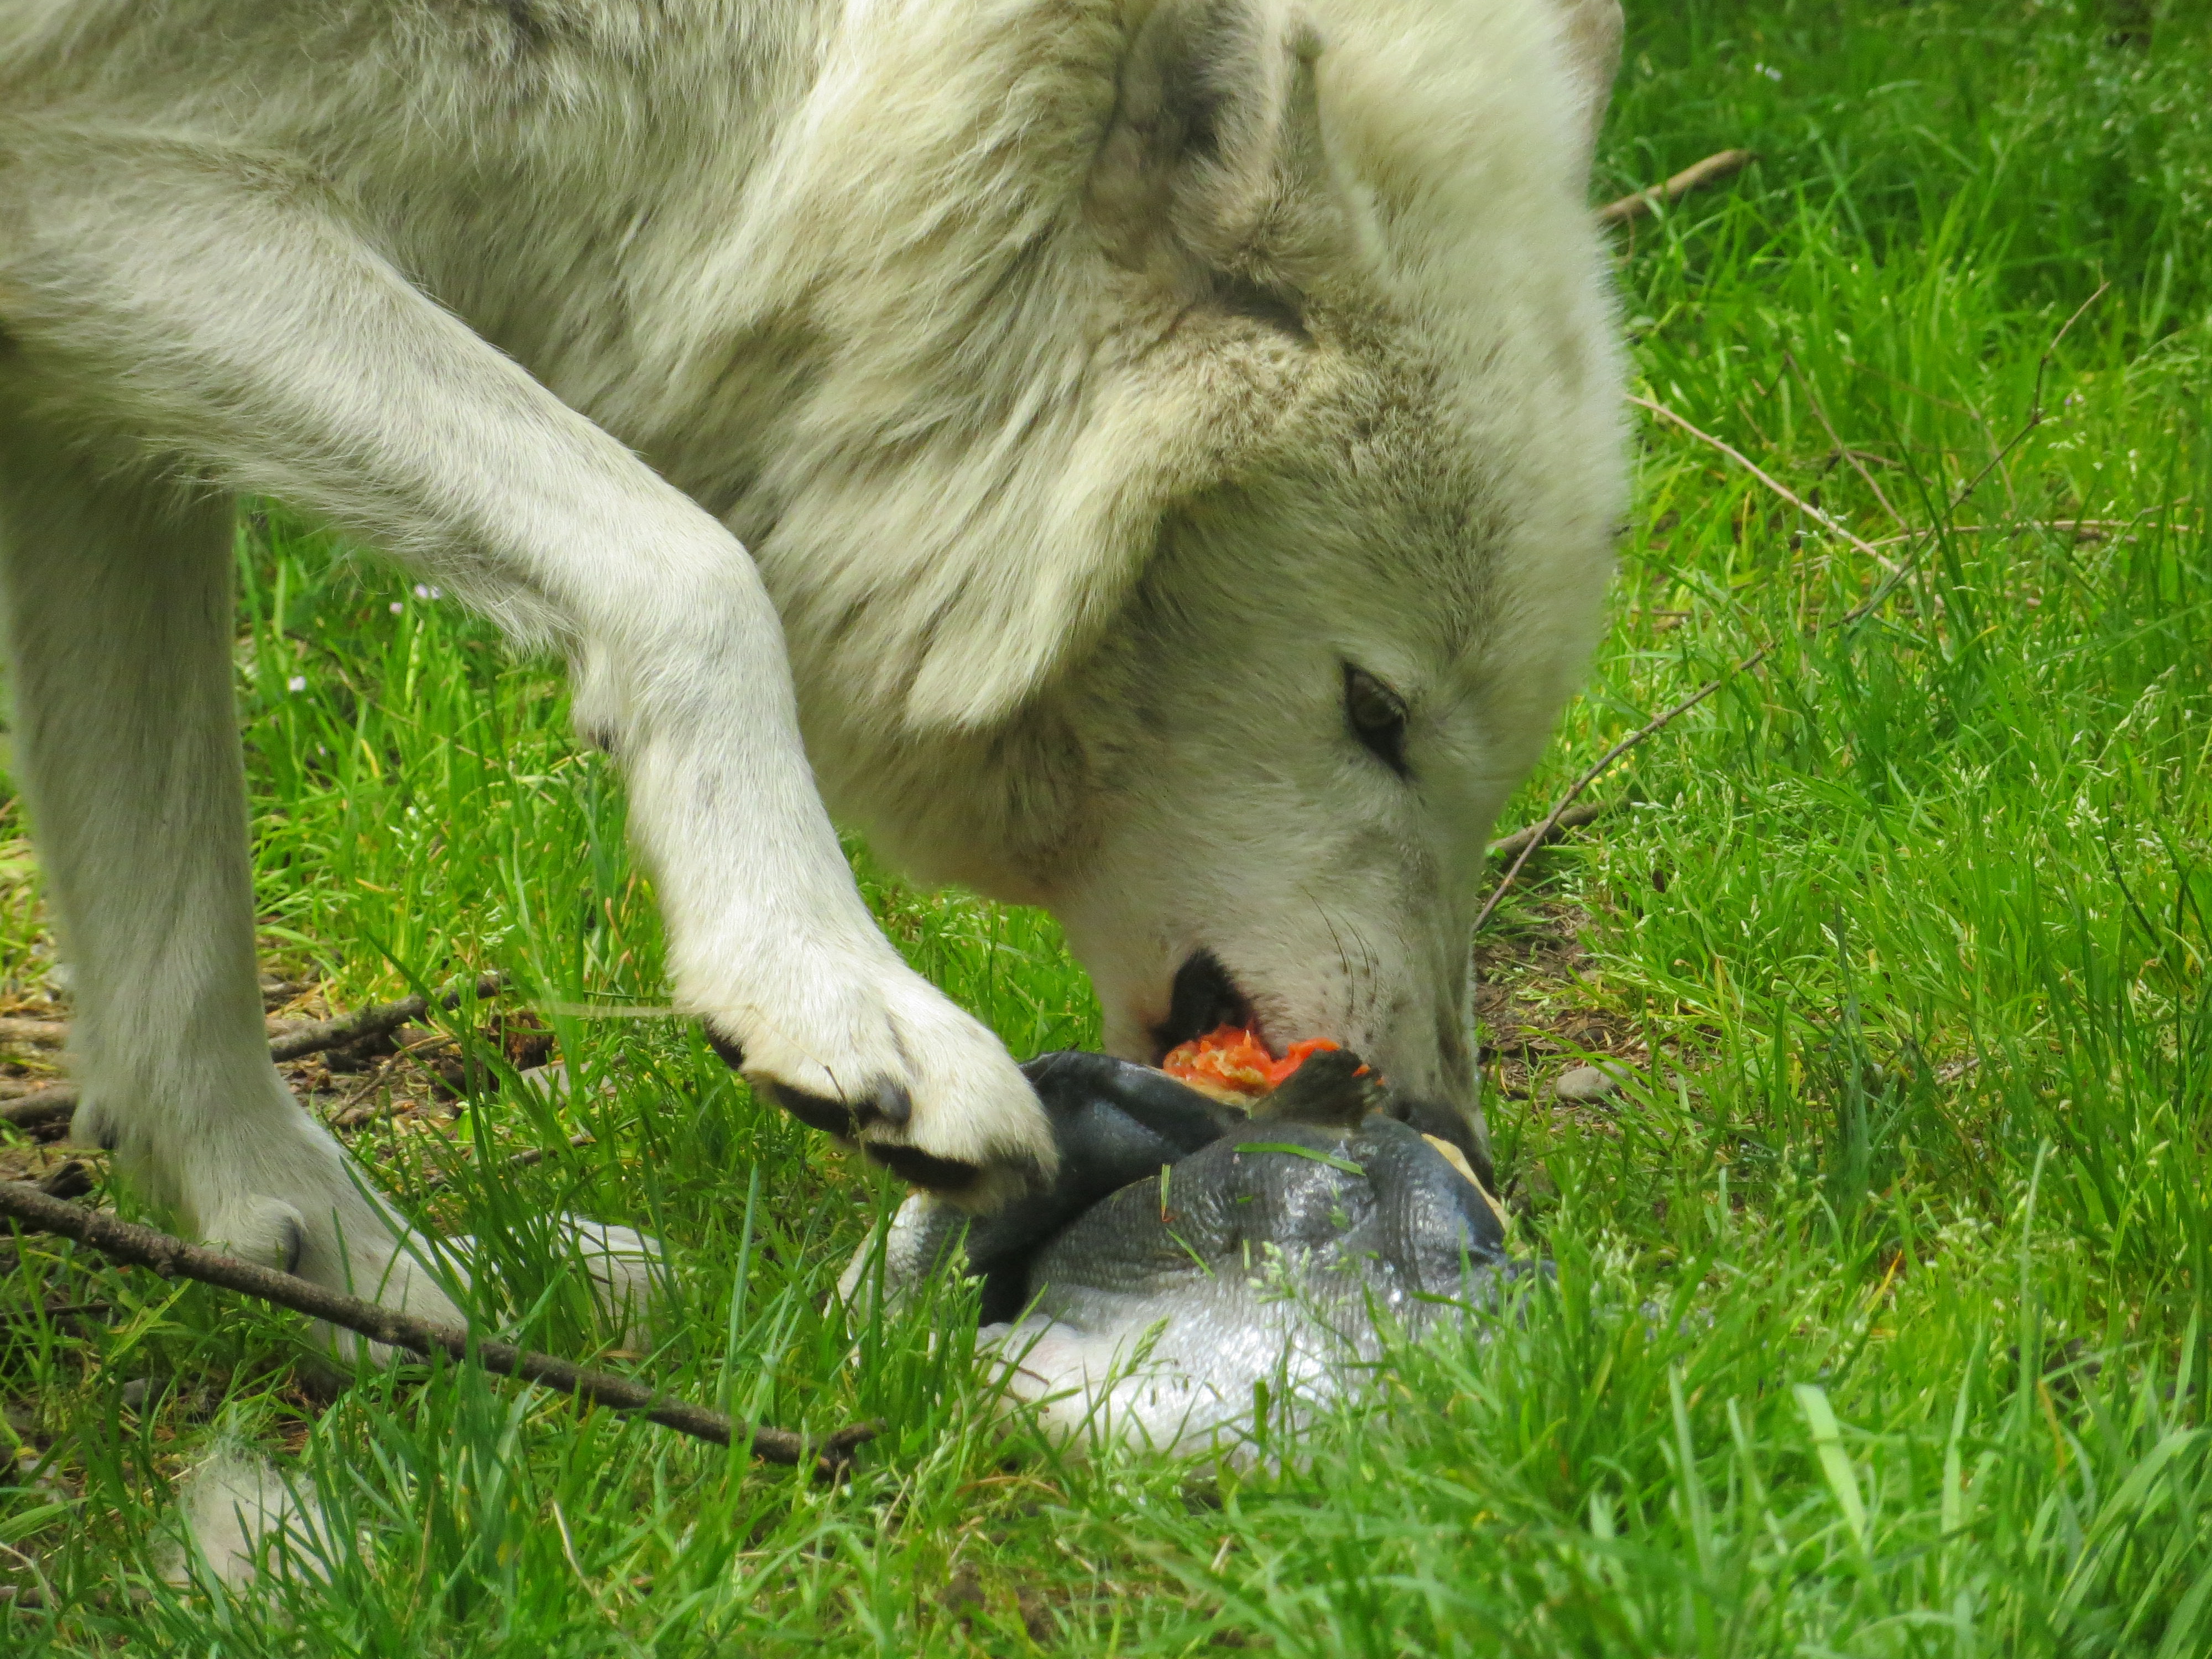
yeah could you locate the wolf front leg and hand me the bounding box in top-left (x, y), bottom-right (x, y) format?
top-left (0, 414), bottom-right (464, 1322)
top-left (0, 144), bottom-right (1055, 1215)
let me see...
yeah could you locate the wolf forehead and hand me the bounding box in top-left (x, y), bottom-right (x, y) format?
top-left (1140, 345), bottom-right (1531, 628)
top-left (737, 0), bottom-right (1621, 738)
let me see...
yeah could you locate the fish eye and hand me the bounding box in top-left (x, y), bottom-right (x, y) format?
top-left (1343, 665), bottom-right (1410, 776)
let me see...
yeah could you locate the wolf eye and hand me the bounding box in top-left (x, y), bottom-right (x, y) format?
top-left (1343, 665), bottom-right (1410, 775)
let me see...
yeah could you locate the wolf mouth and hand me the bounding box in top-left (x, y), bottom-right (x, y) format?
top-left (1148, 948), bottom-right (1259, 1065)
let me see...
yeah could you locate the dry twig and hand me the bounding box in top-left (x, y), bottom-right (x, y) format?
top-left (0, 1086), bottom-right (79, 1135)
top-left (0, 1019), bottom-right (67, 1049)
top-left (0, 1178), bottom-right (877, 1475)
top-left (1473, 667), bottom-right (1752, 934)
top-left (1788, 353), bottom-right (1910, 533)
top-left (1597, 149), bottom-right (1757, 227)
top-left (267, 972), bottom-right (507, 1063)
top-left (1862, 518), bottom-right (2184, 547)
top-left (1, 972), bottom-right (509, 1134)
top-left (1486, 801), bottom-right (1611, 863)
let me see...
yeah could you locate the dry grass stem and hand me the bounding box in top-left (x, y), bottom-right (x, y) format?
top-left (1597, 148), bottom-right (1757, 226)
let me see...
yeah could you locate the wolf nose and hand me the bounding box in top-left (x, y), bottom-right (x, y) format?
top-left (1150, 949), bottom-right (1254, 1059)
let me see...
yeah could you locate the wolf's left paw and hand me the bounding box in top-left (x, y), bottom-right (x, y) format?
top-left (705, 954), bottom-right (1057, 1213)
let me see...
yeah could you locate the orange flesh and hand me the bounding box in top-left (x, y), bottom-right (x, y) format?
top-left (1160, 1025), bottom-right (1340, 1098)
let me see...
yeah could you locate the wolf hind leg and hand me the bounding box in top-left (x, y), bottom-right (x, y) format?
top-left (0, 413), bottom-right (461, 1326)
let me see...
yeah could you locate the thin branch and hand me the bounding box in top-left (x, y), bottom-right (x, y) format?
top-left (0, 1018), bottom-right (66, 1049)
top-left (1475, 285), bottom-right (2109, 931)
top-left (1628, 393), bottom-right (1906, 576)
top-left (326, 1053), bottom-right (411, 1128)
top-left (0, 1178), bottom-right (878, 1476)
top-left (0, 1015), bottom-right (326, 1052)
top-left (0, 1086), bottom-right (78, 1134)
top-left (1486, 800), bottom-right (1611, 863)
top-left (1886, 281), bottom-right (2106, 545)
top-left (1472, 663), bottom-right (1753, 934)
top-left (1861, 518), bottom-right (2183, 547)
top-left (1597, 149), bottom-right (1757, 227)
top-left (1, 972), bottom-right (510, 1133)
top-left (267, 971), bottom-right (508, 1063)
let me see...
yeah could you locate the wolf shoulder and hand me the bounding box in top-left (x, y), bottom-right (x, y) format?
top-left (2, 0), bottom-right (1612, 156)
top-left (0, 0), bottom-right (1618, 477)
top-left (0, 2), bottom-right (822, 147)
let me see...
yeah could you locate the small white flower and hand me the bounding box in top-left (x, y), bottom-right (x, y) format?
top-left (286, 675), bottom-right (307, 692)
top-left (1754, 61), bottom-right (1782, 81)
top-left (429, 585), bottom-right (442, 599)
top-left (413, 583), bottom-right (431, 599)
top-left (389, 601), bottom-right (404, 614)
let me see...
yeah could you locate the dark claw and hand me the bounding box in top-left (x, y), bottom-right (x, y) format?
top-left (765, 1081), bottom-right (861, 1139)
top-left (764, 1075), bottom-right (916, 1140)
top-left (711, 1024), bottom-right (921, 1141)
top-left (703, 1024), bottom-right (746, 1072)
top-left (865, 1142), bottom-right (985, 1192)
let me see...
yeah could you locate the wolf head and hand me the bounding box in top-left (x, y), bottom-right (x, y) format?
top-left (726, 0), bottom-right (1625, 1165)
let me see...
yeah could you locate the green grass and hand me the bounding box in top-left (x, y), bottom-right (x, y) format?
top-left (6, 0), bottom-right (2212, 1650)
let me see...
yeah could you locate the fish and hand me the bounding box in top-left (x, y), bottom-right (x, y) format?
top-left (845, 1048), bottom-right (1523, 1455)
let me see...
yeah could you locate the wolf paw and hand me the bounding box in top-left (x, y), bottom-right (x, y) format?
top-left (207, 1193), bottom-right (665, 1358)
top-left (705, 954), bottom-right (1056, 1212)
top-left (200, 1181), bottom-right (469, 1354)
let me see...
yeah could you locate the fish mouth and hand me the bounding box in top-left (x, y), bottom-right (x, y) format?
top-left (1147, 948), bottom-right (1261, 1065)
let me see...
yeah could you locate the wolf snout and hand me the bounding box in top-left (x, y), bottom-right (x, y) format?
top-left (1124, 941), bottom-right (1487, 1181)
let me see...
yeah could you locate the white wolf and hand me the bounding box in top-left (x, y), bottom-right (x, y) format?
top-left (0, 0), bottom-right (1624, 1322)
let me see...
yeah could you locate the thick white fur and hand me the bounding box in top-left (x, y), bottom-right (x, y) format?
top-left (0, 0), bottom-right (1623, 1319)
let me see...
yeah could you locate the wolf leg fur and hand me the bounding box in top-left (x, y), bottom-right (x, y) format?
top-left (0, 142), bottom-right (1053, 1208)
